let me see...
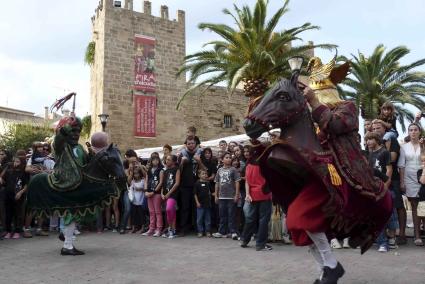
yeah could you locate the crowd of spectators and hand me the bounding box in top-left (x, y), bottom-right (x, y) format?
top-left (329, 102), bottom-right (425, 252)
top-left (2, 104), bottom-right (425, 254)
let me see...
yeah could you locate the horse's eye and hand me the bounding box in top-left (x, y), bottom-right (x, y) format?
top-left (278, 92), bottom-right (291, 101)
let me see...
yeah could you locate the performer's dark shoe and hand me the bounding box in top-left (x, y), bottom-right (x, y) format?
top-left (60, 247), bottom-right (85, 256)
top-left (72, 247), bottom-right (85, 255)
top-left (58, 232), bottom-right (65, 242)
top-left (316, 262), bottom-right (345, 284)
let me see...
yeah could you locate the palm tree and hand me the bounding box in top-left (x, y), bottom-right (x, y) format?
top-left (339, 44), bottom-right (425, 131)
top-left (176, 0), bottom-right (335, 108)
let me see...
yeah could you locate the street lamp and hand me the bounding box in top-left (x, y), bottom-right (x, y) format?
top-left (98, 113), bottom-right (109, 132)
top-left (288, 56), bottom-right (304, 72)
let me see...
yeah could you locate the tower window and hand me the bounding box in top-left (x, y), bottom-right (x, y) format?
top-left (224, 115), bottom-right (233, 128)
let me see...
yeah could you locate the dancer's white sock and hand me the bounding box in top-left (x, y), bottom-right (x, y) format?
top-left (307, 231), bottom-right (337, 269)
top-left (309, 244), bottom-right (324, 272)
top-left (63, 222), bottom-right (76, 250)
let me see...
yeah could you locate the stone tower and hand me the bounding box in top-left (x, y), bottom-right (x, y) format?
top-left (90, 0), bottom-right (248, 151)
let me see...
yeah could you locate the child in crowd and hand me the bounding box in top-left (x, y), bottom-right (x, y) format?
top-left (232, 156), bottom-right (243, 232)
top-left (30, 142), bottom-right (47, 170)
top-left (227, 141), bottom-right (238, 154)
top-left (217, 150), bottom-right (225, 170)
top-left (218, 140), bottom-right (227, 152)
top-left (233, 145), bottom-right (246, 169)
top-left (146, 152), bottom-right (160, 168)
top-left (0, 156), bottom-right (29, 239)
top-left (129, 166), bottom-right (147, 233)
top-left (213, 152), bottom-right (240, 239)
top-left (119, 150), bottom-right (140, 234)
top-left (365, 132), bottom-right (397, 252)
top-left (378, 101), bottom-right (398, 139)
top-left (24, 144), bottom-right (49, 237)
top-left (194, 169), bottom-right (212, 237)
top-left (200, 148), bottom-right (218, 229)
top-left (162, 144), bottom-right (172, 167)
top-left (161, 155), bottom-right (180, 239)
top-left (181, 126), bottom-right (202, 159)
top-left (142, 156), bottom-right (164, 237)
top-left (231, 157), bottom-right (241, 170)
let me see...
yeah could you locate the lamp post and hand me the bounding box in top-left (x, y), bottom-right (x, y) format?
top-left (98, 113), bottom-right (109, 132)
top-left (288, 56), bottom-right (304, 73)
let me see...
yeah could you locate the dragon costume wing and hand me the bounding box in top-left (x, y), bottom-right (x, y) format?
top-left (329, 61), bottom-right (350, 85)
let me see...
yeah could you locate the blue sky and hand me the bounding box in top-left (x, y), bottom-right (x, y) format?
top-left (0, 0), bottom-right (424, 119)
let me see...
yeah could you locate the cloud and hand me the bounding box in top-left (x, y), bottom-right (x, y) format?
top-left (0, 0), bottom-right (97, 64)
top-left (0, 0), bottom-right (423, 119)
top-left (0, 53), bottom-right (90, 117)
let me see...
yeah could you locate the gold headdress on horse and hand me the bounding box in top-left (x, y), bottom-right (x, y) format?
top-left (307, 54), bottom-right (350, 107)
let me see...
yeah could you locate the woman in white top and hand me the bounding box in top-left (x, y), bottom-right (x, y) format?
top-left (398, 123), bottom-right (423, 245)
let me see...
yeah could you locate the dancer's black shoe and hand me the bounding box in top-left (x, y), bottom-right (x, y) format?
top-left (58, 232), bottom-right (65, 242)
top-left (72, 247), bottom-right (85, 255)
top-left (60, 247), bottom-right (85, 256)
top-left (315, 262), bottom-right (345, 284)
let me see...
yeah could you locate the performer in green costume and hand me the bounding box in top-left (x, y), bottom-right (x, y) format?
top-left (27, 116), bottom-right (125, 255)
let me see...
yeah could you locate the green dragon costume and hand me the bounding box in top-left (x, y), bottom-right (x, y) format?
top-left (27, 116), bottom-right (125, 255)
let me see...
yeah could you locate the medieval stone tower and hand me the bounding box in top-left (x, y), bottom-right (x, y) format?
top-left (90, 0), bottom-right (248, 151)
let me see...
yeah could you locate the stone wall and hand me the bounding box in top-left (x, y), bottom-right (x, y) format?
top-left (180, 86), bottom-right (249, 141)
top-left (90, 1), bottom-right (253, 152)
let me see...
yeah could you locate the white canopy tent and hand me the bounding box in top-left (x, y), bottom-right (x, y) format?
top-left (135, 131), bottom-right (277, 159)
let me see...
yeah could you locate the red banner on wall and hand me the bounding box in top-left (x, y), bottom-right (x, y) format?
top-left (134, 34), bottom-right (156, 92)
top-left (134, 95), bottom-right (156, 137)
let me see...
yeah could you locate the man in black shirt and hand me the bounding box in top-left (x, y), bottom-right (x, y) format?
top-left (372, 119), bottom-right (406, 245)
top-left (178, 137), bottom-right (205, 235)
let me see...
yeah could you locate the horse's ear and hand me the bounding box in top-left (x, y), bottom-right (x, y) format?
top-left (108, 143), bottom-right (113, 150)
top-left (290, 71), bottom-right (300, 87)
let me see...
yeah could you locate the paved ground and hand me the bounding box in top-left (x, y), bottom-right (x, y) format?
top-left (1, 231), bottom-right (425, 284)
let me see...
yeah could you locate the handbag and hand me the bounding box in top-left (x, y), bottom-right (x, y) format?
top-left (417, 201), bottom-right (425, 217)
top-left (127, 184), bottom-right (135, 203)
top-left (269, 205), bottom-right (283, 241)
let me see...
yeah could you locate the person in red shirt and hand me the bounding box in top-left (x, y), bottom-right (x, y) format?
top-left (239, 145), bottom-right (272, 251)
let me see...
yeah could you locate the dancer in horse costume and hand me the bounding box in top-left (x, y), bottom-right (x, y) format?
top-left (27, 116), bottom-right (126, 255)
top-left (244, 56), bottom-right (392, 284)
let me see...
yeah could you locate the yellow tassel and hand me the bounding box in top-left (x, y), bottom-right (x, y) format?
top-left (328, 163), bottom-right (342, 186)
top-left (315, 126), bottom-right (320, 134)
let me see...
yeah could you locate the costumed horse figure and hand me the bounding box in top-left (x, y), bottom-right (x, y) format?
top-left (27, 143), bottom-right (126, 218)
top-left (243, 64), bottom-right (392, 282)
top-left (27, 115), bottom-right (126, 255)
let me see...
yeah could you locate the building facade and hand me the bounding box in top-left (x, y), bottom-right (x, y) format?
top-left (90, 0), bottom-right (249, 151)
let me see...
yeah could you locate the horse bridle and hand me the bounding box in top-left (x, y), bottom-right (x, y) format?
top-left (93, 152), bottom-right (120, 180)
top-left (247, 91), bottom-right (308, 130)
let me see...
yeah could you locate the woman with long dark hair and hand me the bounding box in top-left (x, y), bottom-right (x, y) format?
top-left (200, 148), bottom-right (218, 228)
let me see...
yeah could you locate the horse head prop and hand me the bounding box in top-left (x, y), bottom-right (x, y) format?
top-left (89, 144), bottom-right (126, 183)
top-left (243, 72), bottom-right (307, 140)
top-left (243, 70), bottom-right (321, 192)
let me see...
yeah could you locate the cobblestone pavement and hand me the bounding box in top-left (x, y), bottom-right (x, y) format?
top-left (1, 232), bottom-right (424, 284)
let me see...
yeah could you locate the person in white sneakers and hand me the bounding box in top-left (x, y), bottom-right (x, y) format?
top-left (213, 152), bottom-right (240, 239)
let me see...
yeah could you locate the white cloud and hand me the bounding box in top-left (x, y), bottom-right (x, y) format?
top-left (0, 53), bottom-right (90, 117)
top-left (0, 0), bottom-right (424, 119)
